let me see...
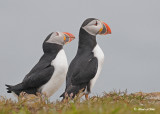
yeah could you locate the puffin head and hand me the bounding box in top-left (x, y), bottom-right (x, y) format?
top-left (81, 18), bottom-right (111, 36)
top-left (45, 32), bottom-right (75, 45)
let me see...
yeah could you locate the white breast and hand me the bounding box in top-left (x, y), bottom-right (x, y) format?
top-left (39, 49), bottom-right (68, 97)
top-left (90, 44), bottom-right (104, 90)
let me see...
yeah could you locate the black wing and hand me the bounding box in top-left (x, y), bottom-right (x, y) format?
top-left (6, 54), bottom-right (55, 93)
top-left (71, 57), bottom-right (98, 85)
top-left (22, 65), bottom-right (54, 89)
top-left (6, 65), bottom-right (54, 95)
top-left (23, 54), bottom-right (54, 81)
top-left (60, 56), bottom-right (98, 98)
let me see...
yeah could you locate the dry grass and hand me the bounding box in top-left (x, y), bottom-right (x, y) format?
top-left (1, 91), bottom-right (160, 114)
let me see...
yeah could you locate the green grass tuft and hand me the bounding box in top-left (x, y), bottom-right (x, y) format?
top-left (0, 91), bottom-right (160, 114)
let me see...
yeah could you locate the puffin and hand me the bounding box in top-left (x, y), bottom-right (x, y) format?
top-left (6, 32), bottom-right (75, 97)
top-left (60, 18), bottom-right (111, 99)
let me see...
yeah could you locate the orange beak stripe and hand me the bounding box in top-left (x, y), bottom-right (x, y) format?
top-left (63, 32), bottom-right (75, 44)
top-left (102, 21), bottom-right (111, 35)
top-left (63, 32), bottom-right (75, 38)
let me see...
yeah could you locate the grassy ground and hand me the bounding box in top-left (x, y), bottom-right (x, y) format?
top-left (0, 91), bottom-right (160, 114)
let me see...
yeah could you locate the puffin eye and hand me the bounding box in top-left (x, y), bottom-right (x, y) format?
top-left (95, 21), bottom-right (98, 26)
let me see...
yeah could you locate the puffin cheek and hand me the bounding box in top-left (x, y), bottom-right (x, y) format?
top-left (89, 26), bottom-right (99, 35)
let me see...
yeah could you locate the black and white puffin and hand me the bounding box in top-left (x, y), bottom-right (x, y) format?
top-left (61, 18), bottom-right (111, 99)
top-left (6, 32), bottom-right (75, 97)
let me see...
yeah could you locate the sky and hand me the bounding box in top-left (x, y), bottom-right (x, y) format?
top-left (0, 0), bottom-right (160, 101)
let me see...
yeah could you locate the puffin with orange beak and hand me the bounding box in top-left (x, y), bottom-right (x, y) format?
top-left (6, 32), bottom-right (75, 97)
top-left (61, 18), bottom-right (111, 99)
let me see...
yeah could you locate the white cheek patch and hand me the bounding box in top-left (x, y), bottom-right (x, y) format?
top-left (46, 33), bottom-right (64, 45)
top-left (82, 21), bottom-right (102, 36)
top-left (83, 26), bottom-right (97, 36)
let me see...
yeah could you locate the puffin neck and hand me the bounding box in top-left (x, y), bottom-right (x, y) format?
top-left (78, 28), bottom-right (97, 51)
top-left (43, 43), bottom-right (63, 55)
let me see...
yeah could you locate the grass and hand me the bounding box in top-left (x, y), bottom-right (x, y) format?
top-left (0, 91), bottom-right (160, 114)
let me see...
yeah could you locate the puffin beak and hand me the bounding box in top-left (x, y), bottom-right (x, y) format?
top-left (99, 21), bottom-right (111, 35)
top-left (63, 32), bottom-right (75, 44)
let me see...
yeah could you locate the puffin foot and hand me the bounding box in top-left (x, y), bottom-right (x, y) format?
top-left (85, 94), bottom-right (89, 100)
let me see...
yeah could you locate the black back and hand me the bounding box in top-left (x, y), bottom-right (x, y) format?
top-left (61, 24), bottom-right (98, 98)
top-left (66, 28), bottom-right (97, 87)
top-left (6, 33), bottom-right (63, 95)
top-left (23, 43), bottom-right (62, 81)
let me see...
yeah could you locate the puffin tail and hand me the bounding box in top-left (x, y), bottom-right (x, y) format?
top-left (5, 83), bottom-right (23, 95)
top-left (60, 92), bottom-right (65, 98)
top-left (60, 85), bottom-right (82, 99)
top-left (5, 84), bottom-right (13, 93)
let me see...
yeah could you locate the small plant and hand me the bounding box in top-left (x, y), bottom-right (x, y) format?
top-left (0, 91), bottom-right (160, 114)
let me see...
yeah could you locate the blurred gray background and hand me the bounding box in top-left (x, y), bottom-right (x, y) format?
top-left (0, 0), bottom-right (160, 101)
